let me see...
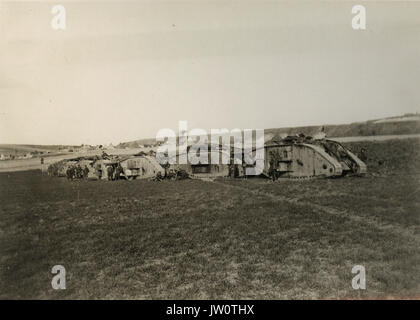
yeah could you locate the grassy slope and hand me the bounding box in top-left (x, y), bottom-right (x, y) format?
top-left (265, 119), bottom-right (420, 139)
top-left (117, 118), bottom-right (420, 148)
top-left (0, 139), bottom-right (419, 299)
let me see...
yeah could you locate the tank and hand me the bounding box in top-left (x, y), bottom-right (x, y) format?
top-left (119, 156), bottom-right (165, 180)
top-left (263, 134), bottom-right (367, 179)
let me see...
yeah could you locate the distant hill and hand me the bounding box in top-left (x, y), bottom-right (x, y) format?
top-left (117, 113), bottom-right (420, 147)
top-left (0, 144), bottom-right (66, 156)
top-left (116, 138), bottom-right (157, 149)
top-left (0, 144), bottom-right (94, 157)
top-left (265, 113), bottom-right (420, 141)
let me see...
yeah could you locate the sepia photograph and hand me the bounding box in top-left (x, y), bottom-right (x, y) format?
top-left (0, 0), bottom-right (419, 307)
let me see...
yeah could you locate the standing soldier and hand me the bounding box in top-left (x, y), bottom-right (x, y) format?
top-left (66, 167), bottom-right (71, 180)
top-left (234, 165), bottom-right (239, 178)
top-left (360, 148), bottom-right (367, 162)
top-left (76, 165), bottom-right (83, 179)
top-left (242, 159), bottom-right (247, 179)
top-left (83, 166), bottom-right (89, 179)
top-left (95, 163), bottom-right (102, 180)
top-left (162, 163), bottom-right (169, 178)
top-left (40, 157), bottom-right (45, 175)
top-left (107, 165), bottom-right (114, 181)
top-left (269, 160), bottom-right (276, 182)
top-left (66, 166), bottom-right (74, 181)
top-left (228, 164), bottom-right (233, 177)
top-left (115, 164), bottom-right (123, 180)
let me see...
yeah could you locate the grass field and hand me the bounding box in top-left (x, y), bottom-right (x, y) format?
top-left (0, 138), bottom-right (419, 299)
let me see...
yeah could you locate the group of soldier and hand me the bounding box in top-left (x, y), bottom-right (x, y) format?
top-left (65, 163), bottom-right (125, 181)
top-left (106, 164), bottom-right (124, 181)
top-left (66, 165), bottom-right (90, 180)
top-left (153, 169), bottom-right (190, 181)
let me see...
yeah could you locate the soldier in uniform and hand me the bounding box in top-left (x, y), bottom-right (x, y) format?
top-left (107, 165), bottom-right (114, 181)
top-left (115, 164), bottom-right (123, 180)
top-left (242, 161), bottom-right (247, 180)
top-left (66, 166), bottom-right (74, 181)
top-left (269, 160), bottom-right (277, 181)
top-left (360, 148), bottom-right (367, 162)
top-left (76, 165), bottom-right (83, 179)
top-left (83, 166), bottom-right (89, 179)
top-left (66, 167), bottom-right (72, 180)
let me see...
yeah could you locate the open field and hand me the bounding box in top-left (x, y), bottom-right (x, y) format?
top-left (0, 138), bottom-right (419, 299)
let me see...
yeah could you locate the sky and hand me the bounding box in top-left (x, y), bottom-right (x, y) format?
top-left (1, 0), bottom-right (419, 145)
